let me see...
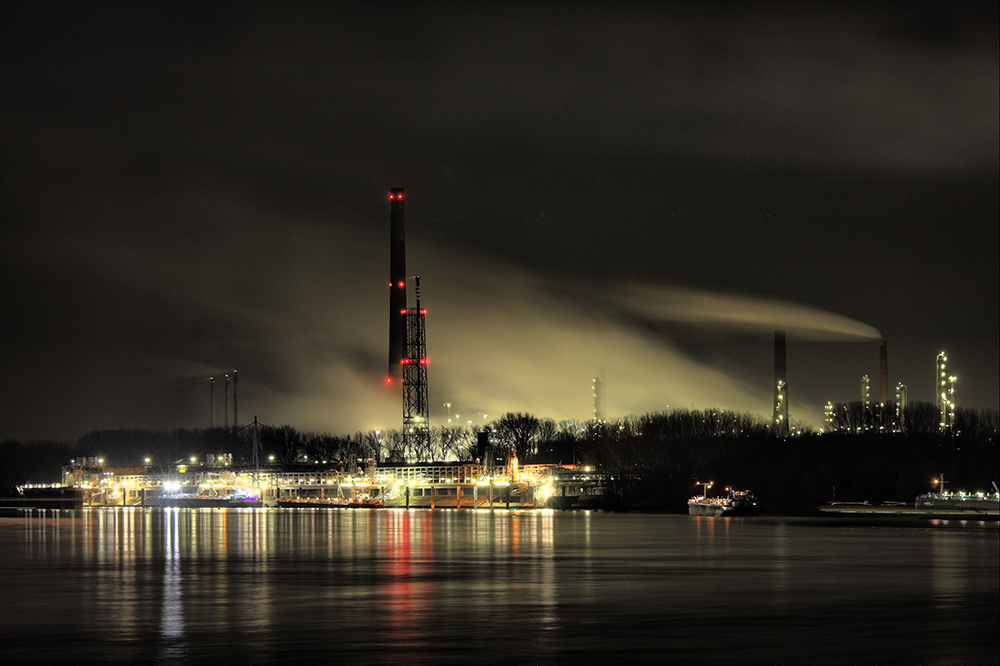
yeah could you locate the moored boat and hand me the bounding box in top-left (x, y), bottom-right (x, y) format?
top-left (276, 496), bottom-right (383, 509)
top-left (915, 493), bottom-right (999, 515)
top-left (688, 488), bottom-right (761, 517)
top-left (913, 476), bottom-right (999, 516)
top-left (1, 486), bottom-right (85, 510)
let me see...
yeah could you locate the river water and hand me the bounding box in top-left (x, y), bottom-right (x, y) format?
top-left (1, 508), bottom-right (997, 665)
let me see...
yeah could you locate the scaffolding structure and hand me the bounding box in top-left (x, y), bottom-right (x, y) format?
top-left (402, 277), bottom-right (430, 452)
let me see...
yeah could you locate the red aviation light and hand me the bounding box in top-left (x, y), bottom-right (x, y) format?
top-left (398, 281), bottom-right (405, 288)
top-left (419, 309), bottom-right (427, 315)
top-left (400, 359), bottom-right (411, 365)
top-left (400, 309), bottom-right (408, 314)
top-left (419, 358), bottom-right (429, 365)
top-left (388, 192), bottom-right (404, 200)
top-left (385, 377), bottom-right (393, 385)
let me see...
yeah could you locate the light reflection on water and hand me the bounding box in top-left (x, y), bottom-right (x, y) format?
top-left (0, 509), bottom-right (997, 665)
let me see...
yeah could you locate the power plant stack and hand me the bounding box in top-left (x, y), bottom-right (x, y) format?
top-left (232, 369), bottom-right (238, 430)
top-left (878, 340), bottom-right (888, 405)
top-left (386, 188), bottom-right (430, 453)
top-left (387, 188), bottom-right (407, 385)
top-left (772, 330), bottom-right (788, 435)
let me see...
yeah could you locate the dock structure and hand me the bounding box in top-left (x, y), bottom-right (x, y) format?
top-left (57, 460), bottom-right (610, 510)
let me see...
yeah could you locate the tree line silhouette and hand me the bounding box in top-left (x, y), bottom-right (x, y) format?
top-left (2, 402), bottom-right (996, 510)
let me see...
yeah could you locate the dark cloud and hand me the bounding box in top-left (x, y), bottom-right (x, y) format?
top-left (1, 2), bottom-right (996, 441)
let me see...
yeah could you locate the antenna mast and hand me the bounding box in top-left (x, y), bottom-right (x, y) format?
top-left (402, 275), bottom-right (430, 455)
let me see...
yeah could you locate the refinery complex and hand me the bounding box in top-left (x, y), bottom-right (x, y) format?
top-left (5, 189), bottom-right (975, 512)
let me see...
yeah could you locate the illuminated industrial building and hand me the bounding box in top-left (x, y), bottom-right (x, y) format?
top-left (58, 457), bottom-right (606, 510)
top-left (823, 401), bottom-right (835, 432)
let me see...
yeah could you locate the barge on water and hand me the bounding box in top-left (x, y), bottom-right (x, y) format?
top-left (912, 476), bottom-right (999, 517)
top-left (158, 492), bottom-right (261, 508)
top-left (1, 486), bottom-right (85, 510)
top-left (688, 487), bottom-right (761, 517)
top-left (915, 493), bottom-right (999, 516)
top-left (276, 497), bottom-right (383, 509)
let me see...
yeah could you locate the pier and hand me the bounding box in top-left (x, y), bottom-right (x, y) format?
top-left (55, 460), bottom-right (610, 510)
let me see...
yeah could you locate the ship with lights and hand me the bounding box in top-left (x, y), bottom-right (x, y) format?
top-left (688, 482), bottom-right (761, 517)
top-left (915, 476), bottom-right (999, 516)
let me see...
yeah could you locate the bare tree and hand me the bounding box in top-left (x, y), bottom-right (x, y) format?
top-left (269, 425), bottom-right (304, 465)
top-left (492, 412), bottom-right (541, 461)
top-left (383, 429), bottom-right (406, 462)
top-left (435, 425), bottom-right (473, 461)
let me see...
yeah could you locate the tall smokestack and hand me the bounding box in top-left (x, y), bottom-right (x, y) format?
top-left (387, 188), bottom-right (406, 384)
top-left (224, 374), bottom-right (230, 430)
top-left (878, 340), bottom-right (888, 405)
top-left (232, 369), bottom-right (238, 429)
top-left (210, 377), bottom-right (215, 429)
top-left (772, 330), bottom-right (788, 434)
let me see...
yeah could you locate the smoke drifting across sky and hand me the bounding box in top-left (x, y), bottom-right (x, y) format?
top-left (1, 2), bottom-right (996, 441)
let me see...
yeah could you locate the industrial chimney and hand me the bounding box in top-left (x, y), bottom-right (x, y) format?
top-left (387, 188), bottom-right (406, 384)
top-left (232, 369), bottom-right (238, 429)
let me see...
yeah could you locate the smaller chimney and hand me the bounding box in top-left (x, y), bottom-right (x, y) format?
top-left (233, 369), bottom-right (238, 429)
top-left (878, 340), bottom-right (888, 405)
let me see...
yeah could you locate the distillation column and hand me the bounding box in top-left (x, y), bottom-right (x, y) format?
top-left (772, 330), bottom-right (789, 435)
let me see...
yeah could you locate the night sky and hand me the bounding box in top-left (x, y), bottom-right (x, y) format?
top-left (2, 1), bottom-right (997, 442)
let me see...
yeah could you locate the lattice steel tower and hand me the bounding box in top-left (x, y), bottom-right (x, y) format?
top-left (402, 276), bottom-right (430, 452)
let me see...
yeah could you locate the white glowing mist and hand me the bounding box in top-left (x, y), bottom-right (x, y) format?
top-left (612, 283), bottom-right (883, 341)
top-left (42, 222), bottom-right (880, 434)
top-left (392, 245), bottom-right (880, 430)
